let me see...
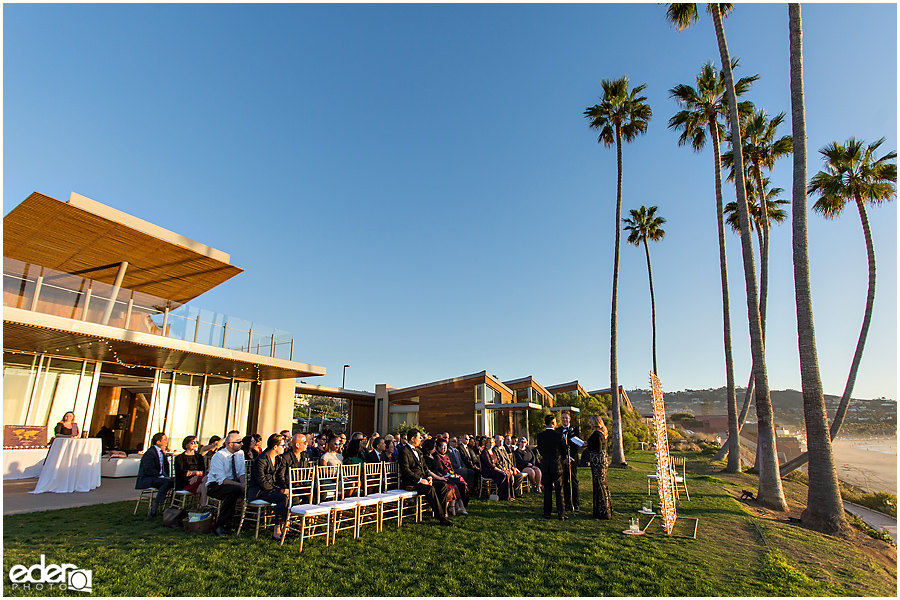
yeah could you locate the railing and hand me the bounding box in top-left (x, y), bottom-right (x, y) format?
top-left (3, 257), bottom-right (295, 361)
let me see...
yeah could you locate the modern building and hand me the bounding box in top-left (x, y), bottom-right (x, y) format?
top-left (3, 191), bottom-right (325, 478)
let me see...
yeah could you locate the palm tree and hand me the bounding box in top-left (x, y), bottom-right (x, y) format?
top-left (722, 110), bottom-right (792, 461)
top-left (787, 4), bottom-right (849, 536)
top-left (584, 76), bottom-right (652, 466)
top-left (666, 2), bottom-right (787, 510)
top-left (623, 205), bottom-right (666, 376)
top-left (782, 137), bottom-right (897, 478)
top-left (668, 59), bottom-right (756, 472)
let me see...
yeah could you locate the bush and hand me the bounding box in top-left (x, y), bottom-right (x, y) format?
top-left (622, 432), bottom-right (637, 453)
top-left (841, 487), bottom-right (897, 518)
top-left (667, 428), bottom-right (682, 440)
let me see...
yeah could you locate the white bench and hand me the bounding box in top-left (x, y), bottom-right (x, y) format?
top-left (100, 457), bottom-right (141, 478)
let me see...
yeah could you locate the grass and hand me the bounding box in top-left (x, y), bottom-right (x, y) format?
top-left (3, 451), bottom-right (896, 596)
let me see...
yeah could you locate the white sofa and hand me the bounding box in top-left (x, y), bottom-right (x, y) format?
top-left (100, 457), bottom-right (141, 478)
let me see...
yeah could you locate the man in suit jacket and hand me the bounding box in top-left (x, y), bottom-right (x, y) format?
top-left (135, 432), bottom-right (174, 518)
top-left (537, 415), bottom-right (567, 520)
top-left (556, 410), bottom-right (581, 511)
top-left (364, 436), bottom-right (389, 462)
top-left (456, 435), bottom-right (480, 476)
top-left (494, 435), bottom-right (525, 495)
top-left (446, 436), bottom-right (476, 490)
top-left (277, 433), bottom-right (311, 489)
top-left (398, 428), bottom-right (453, 526)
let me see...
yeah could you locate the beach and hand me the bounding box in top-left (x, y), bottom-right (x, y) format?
top-left (831, 438), bottom-right (897, 495)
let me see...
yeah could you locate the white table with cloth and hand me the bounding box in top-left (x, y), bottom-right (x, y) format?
top-left (29, 438), bottom-right (102, 493)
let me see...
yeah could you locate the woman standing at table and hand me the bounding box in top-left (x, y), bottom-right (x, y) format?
top-left (54, 411), bottom-right (79, 438)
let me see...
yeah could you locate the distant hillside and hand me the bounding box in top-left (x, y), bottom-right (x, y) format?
top-left (625, 387), bottom-right (896, 435)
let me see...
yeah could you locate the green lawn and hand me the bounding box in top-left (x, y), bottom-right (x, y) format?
top-left (3, 451), bottom-right (895, 596)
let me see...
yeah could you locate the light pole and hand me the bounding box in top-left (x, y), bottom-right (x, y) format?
top-left (341, 364), bottom-right (350, 433)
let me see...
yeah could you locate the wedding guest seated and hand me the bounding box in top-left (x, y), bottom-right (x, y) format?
top-left (479, 436), bottom-right (514, 501)
top-left (135, 432), bottom-right (174, 518)
top-left (277, 433), bottom-right (312, 490)
top-left (514, 437), bottom-right (543, 493)
top-left (460, 435), bottom-right (481, 479)
top-left (365, 437), bottom-right (389, 462)
top-left (494, 435), bottom-right (526, 495)
top-left (428, 438), bottom-right (469, 516)
top-left (174, 435), bottom-right (208, 506)
top-left (206, 432), bottom-right (246, 535)
top-left (308, 433), bottom-right (327, 462)
top-left (342, 439), bottom-right (364, 466)
top-left (383, 439), bottom-right (397, 463)
top-left (446, 436), bottom-right (476, 490)
top-left (242, 433), bottom-right (263, 460)
top-left (319, 433), bottom-right (343, 466)
top-left (250, 433), bottom-right (290, 541)
top-left (200, 435), bottom-right (222, 456)
top-left (399, 428), bottom-right (453, 526)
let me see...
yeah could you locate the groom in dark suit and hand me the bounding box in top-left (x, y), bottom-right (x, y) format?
top-left (537, 415), bottom-right (567, 520)
top-left (556, 410), bottom-right (581, 512)
top-left (398, 428), bottom-right (453, 526)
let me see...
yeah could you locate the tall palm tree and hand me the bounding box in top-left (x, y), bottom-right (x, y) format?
top-left (584, 76), bottom-right (652, 466)
top-left (668, 59), bottom-right (756, 472)
top-left (722, 109), bottom-right (792, 460)
top-left (623, 205), bottom-right (666, 376)
top-left (786, 4), bottom-right (849, 536)
top-left (719, 179), bottom-right (789, 465)
top-left (666, 2), bottom-right (787, 510)
top-left (781, 137), bottom-right (897, 477)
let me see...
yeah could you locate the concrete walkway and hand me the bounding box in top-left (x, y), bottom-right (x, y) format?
top-left (843, 500), bottom-right (897, 543)
top-left (3, 477), bottom-right (139, 516)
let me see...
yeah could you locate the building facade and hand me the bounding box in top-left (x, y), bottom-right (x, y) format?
top-left (3, 192), bottom-right (325, 478)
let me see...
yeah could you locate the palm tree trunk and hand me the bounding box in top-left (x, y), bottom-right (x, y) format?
top-left (609, 126), bottom-right (626, 465)
top-left (708, 120), bottom-right (741, 472)
top-left (643, 240), bottom-right (658, 376)
top-left (711, 5), bottom-right (787, 510)
top-left (787, 3), bottom-right (848, 535)
top-left (780, 191), bottom-right (878, 475)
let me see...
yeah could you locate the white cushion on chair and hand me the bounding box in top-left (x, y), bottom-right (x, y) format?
top-left (647, 475), bottom-right (659, 480)
top-left (320, 499), bottom-right (358, 509)
top-left (356, 496), bottom-right (381, 507)
top-left (291, 504), bottom-right (330, 516)
top-left (248, 499), bottom-right (273, 506)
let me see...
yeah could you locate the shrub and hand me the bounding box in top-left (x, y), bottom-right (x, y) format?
top-left (667, 428), bottom-right (682, 440)
top-left (622, 432), bottom-right (637, 453)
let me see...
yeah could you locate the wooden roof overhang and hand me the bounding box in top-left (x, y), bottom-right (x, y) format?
top-left (3, 192), bottom-right (244, 304)
top-left (3, 307), bottom-right (325, 381)
top-left (502, 375), bottom-right (553, 399)
top-left (295, 382), bottom-right (375, 403)
top-left (546, 380), bottom-right (590, 398)
top-left (483, 402), bottom-right (542, 411)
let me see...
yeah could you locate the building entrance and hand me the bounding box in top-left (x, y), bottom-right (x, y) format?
top-left (89, 365), bottom-right (156, 453)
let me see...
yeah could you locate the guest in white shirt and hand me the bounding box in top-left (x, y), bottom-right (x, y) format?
top-left (206, 432), bottom-right (246, 535)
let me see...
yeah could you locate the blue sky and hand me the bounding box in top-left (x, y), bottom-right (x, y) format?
top-left (3, 3), bottom-right (897, 401)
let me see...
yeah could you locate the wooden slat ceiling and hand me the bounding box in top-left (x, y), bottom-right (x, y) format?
top-left (3, 192), bottom-right (243, 304)
top-left (3, 321), bottom-right (320, 381)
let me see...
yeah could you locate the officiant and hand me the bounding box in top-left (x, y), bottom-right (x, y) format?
top-left (556, 410), bottom-right (582, 512)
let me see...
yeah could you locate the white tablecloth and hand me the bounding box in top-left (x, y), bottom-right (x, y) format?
top-left (29, 438), bottom-right (101, 493)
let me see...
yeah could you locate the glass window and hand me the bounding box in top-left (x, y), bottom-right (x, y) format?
top-left (199, 377), bottom-right (231, 443)
top-left (166, 374), bottom-right (202, 444)
top-left (227, 381), bottom-right (253, 434)
top-left (3, 353), bottom-right (38, 426)
top-left (389, 410), bottom-right (418, 433)
top-left (29, 357), bottom-right (87, 437)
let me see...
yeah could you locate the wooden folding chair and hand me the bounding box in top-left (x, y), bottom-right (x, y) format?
top-left (672, 456), bottom-right (690, 500)
top-left (236, 462), bottom-right (275, 539)
top-left (478, 476), bottom-right (497, 498)
top-left (315, 465), bottom-right (341, 504)
top-left (285, 504), bottom-right (331, 552)
top-left (339, 463), bottom-right (361, 499)
top-left (383, 462), bottom-right (400, 490)
top-left (363, 462), bottom-right (383, 496)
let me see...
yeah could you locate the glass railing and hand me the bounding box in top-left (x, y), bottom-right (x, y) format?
top-left (3, 257), bottom-right (295, 361)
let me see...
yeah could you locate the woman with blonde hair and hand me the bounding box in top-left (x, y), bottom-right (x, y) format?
top-left (586, 414), bottom-right (612, 519)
